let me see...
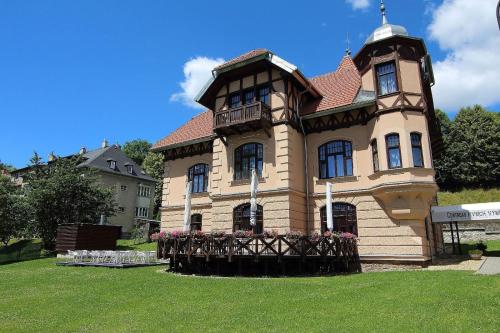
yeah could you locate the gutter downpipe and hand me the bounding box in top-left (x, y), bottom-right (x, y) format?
top-left (296, 83), bottom-right (313, 236)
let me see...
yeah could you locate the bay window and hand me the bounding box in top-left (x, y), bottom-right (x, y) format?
top-left (385, 133), bottom-right (402, 169)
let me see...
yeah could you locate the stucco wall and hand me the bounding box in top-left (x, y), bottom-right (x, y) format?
top-left (312, 193), bottom-right (431, 259)
top-left (307, 112), bottom-right (434, 198)
top-left (99, 172), bottom-right (155, 233)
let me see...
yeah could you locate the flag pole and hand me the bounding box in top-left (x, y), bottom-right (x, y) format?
top-left (250, 169), bottom-right (258, 228)
top-left (183, 181), bottom-right (192, 232)
top-left (326, 182), bottom-right (334, 231)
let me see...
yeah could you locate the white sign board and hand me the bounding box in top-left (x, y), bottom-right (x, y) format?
top-left (431, 202), bottom-right (500, 223)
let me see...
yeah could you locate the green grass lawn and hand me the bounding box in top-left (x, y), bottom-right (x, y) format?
top-left (116, 239), bottom-right (157, 251)
top-left (438, 188), bottom-right (500, 206)
top-left (0, 259), bottom-right (499, 333)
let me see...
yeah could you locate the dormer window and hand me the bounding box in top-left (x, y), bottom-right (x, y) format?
top-left (376, 62), bottom-right (398, 95)
top-left (125, 163), bottom-right (134, 174)
top-left (229, 92), bottom-right (241, 108)
top-left (108, 159), bottom-right (116, 170)
top-left (258, 85), bottom-right (270, 105)
top-left (228, 85), bottom-right (270, 110)
top-left (243, 89), bottom-right (255, 105)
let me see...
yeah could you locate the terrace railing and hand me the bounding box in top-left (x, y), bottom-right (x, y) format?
top-left (156, 234), bottom-right (360, 275)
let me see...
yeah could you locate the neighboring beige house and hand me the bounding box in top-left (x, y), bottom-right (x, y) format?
top-left (12, 140), bottom-right (156, 236)
top-left (152, 11), bottom-right (444, 264)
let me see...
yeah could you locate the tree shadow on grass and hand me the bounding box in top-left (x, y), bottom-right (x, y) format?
top-left (456, 242), bottom-right (500, 257)
top-left (0, 239), bottom-right (52, 265)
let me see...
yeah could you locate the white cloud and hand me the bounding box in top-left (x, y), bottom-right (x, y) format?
top-left (428, 0), bottom-right (500, 111)
top-left (170, 56), bottom-right (225, 109)
top-left (345, 0), bottom-right (370, 10)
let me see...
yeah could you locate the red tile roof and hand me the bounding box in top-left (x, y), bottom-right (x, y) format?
top-left (152, 111), bottom-right (213, 151)
top-left (154, 52), bottom-right (364, 151)
top-left (215, 49), bottom-right (269, 70)
top-left (301, 56), bottom-right (361, 115)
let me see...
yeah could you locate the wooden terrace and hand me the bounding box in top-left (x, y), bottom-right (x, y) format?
top-left (157, 234), bottom-right (360, 276)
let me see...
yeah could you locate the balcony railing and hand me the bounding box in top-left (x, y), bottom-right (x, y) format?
top-left (214, 101), bottom-right (272, 130)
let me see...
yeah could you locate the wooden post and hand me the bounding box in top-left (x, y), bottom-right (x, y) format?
top-left (455, 222), bottom-right (462, 255)
top-left (449, 222), bottom-right (455, 254)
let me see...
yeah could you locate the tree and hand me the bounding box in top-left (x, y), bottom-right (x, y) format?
top-left (433, 109), bottom-right (453, 185)
top-left (26, 154), bottom-right (117, 250)
top-left (435, 105), bottom-right (500, 188)
top-left (435, 109), bottom-right (452, 137)
top-left (142, 152), bottom-right (164, 219)
top-left (0, 176), bottom-right (28, 246)
top-left (123, 140), bottom-right (152, 165)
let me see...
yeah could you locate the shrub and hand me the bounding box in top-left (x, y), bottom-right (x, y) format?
top-left (476, 241), bottom-right (487, 251)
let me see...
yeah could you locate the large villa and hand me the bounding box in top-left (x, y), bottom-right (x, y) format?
top-left (152, 8), bottom-right (444, 264)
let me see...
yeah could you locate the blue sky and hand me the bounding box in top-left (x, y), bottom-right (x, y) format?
top-left (1, 0), bottom-right (499, 168)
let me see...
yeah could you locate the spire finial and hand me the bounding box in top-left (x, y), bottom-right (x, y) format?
top-left (345, 32), bottom-right (351, 56)
top-left (381, 0), bottom-right (388, 25)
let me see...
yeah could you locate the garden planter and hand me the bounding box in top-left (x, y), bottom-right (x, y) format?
top-left (469, 251), bottom-right (483, 260)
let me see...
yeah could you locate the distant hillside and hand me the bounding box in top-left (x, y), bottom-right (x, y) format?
top-left (437, 188), bottom-right (500, 206)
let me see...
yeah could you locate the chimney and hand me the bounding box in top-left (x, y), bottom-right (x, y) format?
top-left (101, 139), bottom-right (109, 148)
top-left (48, 152), bottom-right (56, 162)
top-left (79, 147), bottom-right (87, 154)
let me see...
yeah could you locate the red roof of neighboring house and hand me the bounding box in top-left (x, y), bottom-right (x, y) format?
top-left (301, 56), bottom-right (361, 115)
top-left (153, 52), bottom-right (365, 151)
top-left (215, 49), bottom-right (269, 70)
top-left (151, 111), bottom-right (213, 150)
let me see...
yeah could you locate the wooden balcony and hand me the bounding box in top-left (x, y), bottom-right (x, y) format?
top-left (213, 101), bottom-right (272, 137)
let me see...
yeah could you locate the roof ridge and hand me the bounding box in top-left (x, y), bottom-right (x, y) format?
top-left (309, 55), bottom-right (358, 81)
top-left (81, 146), bottom-right (113, 165)
top-left (215, 49), bottom-right (270, 70)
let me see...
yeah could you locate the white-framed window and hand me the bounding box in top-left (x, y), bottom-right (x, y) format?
top-left (127, 165), bottom-right (134, 174)
top-left (109, 160), bottom-right (116, 170)
top-left (135, 207), bottom-right (149, 218)
top-left (118, 207), bottom-right (125, 213)
top-left (137, 185), bottom-right (151, 198)
top-left (120, 185), bottom-right (127, 191)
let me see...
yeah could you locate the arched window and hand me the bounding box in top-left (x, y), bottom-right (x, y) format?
top-left (190, 214), bottom-right (202, 231)
top-left (234, 143), bottom-right (263, 180)
top-left (385, 133), bottom-right (402, 169)
top-left (318, 140), bottom-right (353, 179)
top-left (410, 132), bottom-right (424, 168)
top-left (320, 203), bottom-right (357, 235)
top-left (188, 164), bottom-right (209, 193)
top-left (371, 139), bottom-right (379, 172)
top-left (233, 203), bottom-right (263, 234)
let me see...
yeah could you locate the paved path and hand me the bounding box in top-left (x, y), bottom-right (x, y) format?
top-left (477, 257), bottom-right (500, 275)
